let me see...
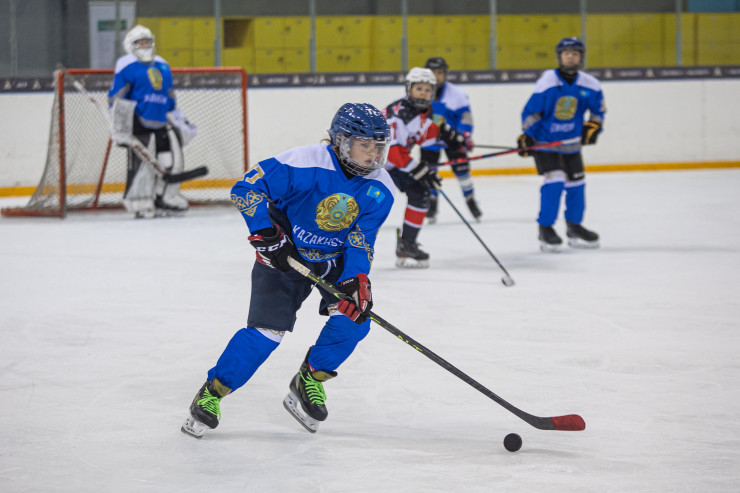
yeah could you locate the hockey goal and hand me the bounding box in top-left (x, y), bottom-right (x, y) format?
top-left (2, 67), bottom-right (248, 218)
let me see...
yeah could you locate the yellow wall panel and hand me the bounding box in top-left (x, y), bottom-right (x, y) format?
top-left (192, 49), bottom-right (214, 66)
top-left (371, 47), bottom-right (401, 71)
top-left (222, 47), bottom-right (253, 73)
top-left (284, 48), bottom-right (309, 72)
top-left (137, 18), bottom-right (161, 45)
top-left (192, 18), bottom-right (215, 50)
top-left (316, 18), bottom-right (345, 48)
top-left (159, 48), bottom-right (192, 67)
top-left (375, 16), bottom-right (402, 48)
top-left (159, 18), bottom-right (193, 50)
top-left (255, 48), bottom-right (287, 73)
top-left (408, 16), bottom-right (437, 47)
top-left (463, 16), bottom-right (489, 46)
top-left (464, 45), bottom-right (489, 70)
top-left (697, 14), bottom-right (731, 43)
top-left (343, 17), bottom-right (372, 47)
top-left (436, 17), bottom-right (464, 43)
top-left (284, 18), bottom-right (310, 49)
top-left (254, 18), bottom-right (286, 49)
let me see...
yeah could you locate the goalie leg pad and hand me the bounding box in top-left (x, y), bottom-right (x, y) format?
top-left (154, 129), bottom-right (189, 213)
top-left (123, 144), bottom-right (156, 217)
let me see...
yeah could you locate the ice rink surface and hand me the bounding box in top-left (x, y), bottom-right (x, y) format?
top-left (1, 169), bottom-right (739, 492)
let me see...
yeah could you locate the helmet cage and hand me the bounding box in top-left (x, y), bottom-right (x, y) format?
top-left (124, 25), bottom-right (156, 63)
top-left (405, 67), bottom-right (437, 111)
top-left (328, 103), bottom-right (391, 176)
top-left (556, 37), bottom-right (585, 73)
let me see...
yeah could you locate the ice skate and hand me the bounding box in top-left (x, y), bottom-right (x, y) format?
top-left (155, 194), bottom-right (189, 217)
top-left (395, 228), bottom-right (430, 268)
top-left (426, 195), bottom-right (438, 224)
top-left (538, 225), bottom-right (563, 253)
top-left (566, 221), bottom-right (600, 249)
top-left (181, 378), bottom-right (230, 439)
top-left (283, 353), bottom-right (336, 433)
top-left (466, 196), bottom-right (482, 221)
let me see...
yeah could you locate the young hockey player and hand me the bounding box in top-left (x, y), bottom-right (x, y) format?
top-left (384, 67), bottom-right (467, 268)
top-left (108, 25), bottom-right (196, 218)
top-left (421, 57), bottom-right (481, 223)
top-left (517, 37), bottom-right (605, 252)
top-left (182, 103), bottom-right (394, 437)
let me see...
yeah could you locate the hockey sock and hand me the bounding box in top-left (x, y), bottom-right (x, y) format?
top-left (537, 179), bottom-right (565, 226)
top-left (309, 315), bottom-right (371, 371)
top-left (454, 171), bottom-right (475, 199)
top-left (564, 181), bottom-right (586, 224)
top-left (208, 327), bottom-right (281, 392)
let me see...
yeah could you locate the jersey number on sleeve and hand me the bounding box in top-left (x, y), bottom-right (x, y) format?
top-left (243, 164), bottom-right (264, 184)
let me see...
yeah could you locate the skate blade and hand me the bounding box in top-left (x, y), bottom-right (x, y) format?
top-left (395, 257), bottom-right (430, 269)
top-left (181, 416), bottom-right (209, 439)
top-left (283, 392), bottom-right (320, 433)
top-left (426, 216), bottom-right (437, 224)
top-left (539, 242), bottom-right (563, 253)
top-left (568, 237), bottom-right (600, 249)
top-left (134, 210), bottom-right (156, 219)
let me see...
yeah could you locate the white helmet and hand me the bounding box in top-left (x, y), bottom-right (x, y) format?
top-left (405, 67), bottom-right (436, 111)
top-left (123, 25), bottom-right (155, 63)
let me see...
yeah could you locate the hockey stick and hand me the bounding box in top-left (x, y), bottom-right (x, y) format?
top-left (435, 187), bottom-right (515, 287)
top-left (439, 137), bottom-right (582, 167)
top-left (287, 256), bottom-right (585, 432)
top-left (59, 66), bottom-right (209, 183)
top-left (473, 144), bottom-right (516, 150)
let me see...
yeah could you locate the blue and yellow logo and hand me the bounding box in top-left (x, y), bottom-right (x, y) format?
top-left (147, 67), bottom-right (163, 90)
top-left (315, 193), bottom-right (359, 232)
top-left (554, 96), bottom-right (578, 120)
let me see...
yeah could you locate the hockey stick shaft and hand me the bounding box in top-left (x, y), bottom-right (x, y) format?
top-left (435, 187), bottom-right (515, 287)
top-left (59, 66), bottom-right (208, 183)
top-left (439, 137), bottom-right (581, 167)
top-left (287, 257), bottom-right (585, 432)
top-left (473, 144), bottom-right (517, 150)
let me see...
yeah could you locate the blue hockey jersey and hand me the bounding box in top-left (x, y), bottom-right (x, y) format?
top-left (426, 81), bottom-right (473, 152)
top-left (231, 144), bottom-right (396, 280)
top-left (108, 53), bottom-right (175, 129)
top-left (521, 69), bottom-right (605, 154)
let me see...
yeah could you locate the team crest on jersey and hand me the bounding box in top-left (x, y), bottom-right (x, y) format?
top-left (347, 227), bottom-right (374, 262)
top-left (147, 67), bottom-right (163, 90)
top-left (231, 191), bottom-right (264, 217)
top-left (298, 248), bottom-right (341, 261)
top-left (554, 96), bottom-right (578, 120)
top-left (315, 193), bottom-right (359, 232)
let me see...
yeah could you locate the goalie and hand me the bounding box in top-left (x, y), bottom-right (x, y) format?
top-left (108, 25), bottom-right (197, 218)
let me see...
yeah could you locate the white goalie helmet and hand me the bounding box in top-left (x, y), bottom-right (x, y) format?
top-left (405, 67), bottom-right (436, 110)
top-left (123, 25), bottom-right (155, 63)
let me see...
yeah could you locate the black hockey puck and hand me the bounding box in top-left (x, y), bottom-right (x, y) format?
top-left (503, 433), bottom-right (522, 452)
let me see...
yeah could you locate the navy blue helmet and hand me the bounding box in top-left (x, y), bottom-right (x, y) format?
top-left (425, 57), bottom-right (449, 73)
top-left (556, 37), bottom-right (585, 73)
top-left (328, 103), bottom-right (391, 176)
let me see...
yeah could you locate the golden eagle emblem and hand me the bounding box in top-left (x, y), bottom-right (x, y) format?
top-left (315, 193), bottom-right (359, 232)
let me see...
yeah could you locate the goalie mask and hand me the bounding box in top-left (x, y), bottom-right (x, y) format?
top-left (556, 37), bottom-right (585, 75)
top-left (328, 103), bottom-right (391, 177)
top-left (405, 67), bottom-right (436, 111)
top-left (124, 25), bottom-right (155, 63)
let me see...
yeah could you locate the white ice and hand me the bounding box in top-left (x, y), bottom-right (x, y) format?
top-left (1, 170), bottom-right (739, 492)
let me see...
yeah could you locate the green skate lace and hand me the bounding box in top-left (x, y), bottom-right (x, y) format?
top-left (301, 372), bottom-right (327, 405)
top-left (197, 388), bottom-right (222, 419)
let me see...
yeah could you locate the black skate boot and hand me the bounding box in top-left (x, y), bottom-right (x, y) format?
top-left (395, 228), bottom-right (430, 268)
top-left (283, 350), bottom-right (337, 433)
top-left (466, 196), bottom-right (482, 221)
top-left (538, 225), bottom-right (563, 253)
top-left (426, 195), bottom-right (438, 224)
top-left (566, 221), bottom-right (600, 249)
top-left (181, 378), bottom-right (231, 439)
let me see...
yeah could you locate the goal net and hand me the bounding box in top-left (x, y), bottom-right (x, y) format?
top-left (2, 67), bottom-right (248, 218)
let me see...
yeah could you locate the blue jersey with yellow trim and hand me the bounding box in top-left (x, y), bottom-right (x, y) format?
top-left (232, 144), bottom-right (396, 280)
top-left (108, 53), bottom-right (175, 130)
top-left (521, 69), bottom-right (605, 154)
top-left (425, 81), bottom-right (473, 152)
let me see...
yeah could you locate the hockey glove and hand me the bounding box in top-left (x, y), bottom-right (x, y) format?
top-left (581, 120), bottom-right (602, 145)
top-left (336, 274), bottom-right (373, 324)
top-left (463, 131), bottom-right (475, 153)
top-left (439, 122), bottom-right (466, 153)
top-left (410, 162), bottom-right (442, 189)
top-left (248, 225), bottom-right (294, 272)
top-left (517, 134), bottom-right (535, 157)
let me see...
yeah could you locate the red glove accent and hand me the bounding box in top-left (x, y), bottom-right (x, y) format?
top-left (463, 132), bottom-right (474, 152)
top-left (336, 273), bottom-right (373, 324)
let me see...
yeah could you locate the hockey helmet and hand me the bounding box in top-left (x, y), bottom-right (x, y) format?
top-left (405, 67), bottom-right (436, 110)
top-left (124, 25), bottom-right (155, 63)
top-left (425, 57), bottom-right (449, 73)
top-left (556, 37), bottom-right (585, 73)
top-left (328, 103), bottom-right (391, 176)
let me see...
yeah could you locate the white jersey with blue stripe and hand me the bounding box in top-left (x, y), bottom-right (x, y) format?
top-left (108, 53), bottom-right (175, 130)
top-left (426, 81), bottom-right (473, 151)
top-left (521, 69), bottom-right (606, 154)
top-left (231, 144), bottom-right (396, 279)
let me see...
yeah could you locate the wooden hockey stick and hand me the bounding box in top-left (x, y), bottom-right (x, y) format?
top-left (59, 65), bottom-right (208, 183)
top-left (287, 256), bottom-right (586, 432)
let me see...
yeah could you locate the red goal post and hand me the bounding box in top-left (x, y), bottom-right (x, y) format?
top-left (2, 66), bottom-right (248, 218)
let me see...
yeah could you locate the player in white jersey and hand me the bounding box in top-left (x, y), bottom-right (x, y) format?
top-left (383, 67), bottom-right (467, 268)
top-left (182, 103), bottom-right (395, 437)
top-left (108, 25), bottom-right (197, 218)
top-left (421, 57), bottom-right (481, 222)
